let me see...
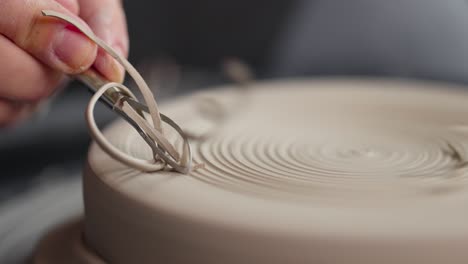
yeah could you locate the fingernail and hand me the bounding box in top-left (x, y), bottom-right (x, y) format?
top-left (52, 25), bottom-right (96, 73)
top-left (113, 44), bottom-right (126, 79)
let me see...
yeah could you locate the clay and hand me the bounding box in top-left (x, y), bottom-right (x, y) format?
top-left (80, 79), bottom-right (468, 264)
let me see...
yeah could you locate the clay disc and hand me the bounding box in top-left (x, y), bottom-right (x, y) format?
top-left (84, 78), bottom-right (468, 264)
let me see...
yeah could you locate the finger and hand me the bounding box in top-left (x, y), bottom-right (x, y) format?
top-left (0, 34), bottom-right (63, 102)
top-left (54, 0), bottom-right (80, 14)
top-left (0, 0), bottom-right (97, 74)
top-left (0, 98), bottom-right (34, 127)
top-left (78, 0), bottom-right (128, 82)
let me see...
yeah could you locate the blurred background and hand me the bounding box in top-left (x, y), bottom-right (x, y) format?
top-left (3, 0), bottom-right (468, 261)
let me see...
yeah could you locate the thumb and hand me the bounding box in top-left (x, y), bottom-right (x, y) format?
top-left (0, 0), bottom-right (97, 74)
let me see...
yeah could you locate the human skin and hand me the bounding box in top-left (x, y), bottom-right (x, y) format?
top-left (0, 0), bottom-right (128, 126)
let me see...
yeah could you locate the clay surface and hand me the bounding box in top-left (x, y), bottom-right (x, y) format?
top-left (83, 79), bottom-right (468, 263)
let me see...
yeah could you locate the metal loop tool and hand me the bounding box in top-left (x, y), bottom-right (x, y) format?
top-left (77, 68), bottom-right (193, 174)
top-left (41, 9), bottom-right (193, 173)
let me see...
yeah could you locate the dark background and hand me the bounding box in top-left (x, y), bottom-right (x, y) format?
top-left (3, 0), bottom-right (468, 199)
top-left (123, 0), bottom-right (294, 69)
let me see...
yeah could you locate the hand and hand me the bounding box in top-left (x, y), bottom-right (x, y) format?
top-left (0, 0), bottom-right (129, 126)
